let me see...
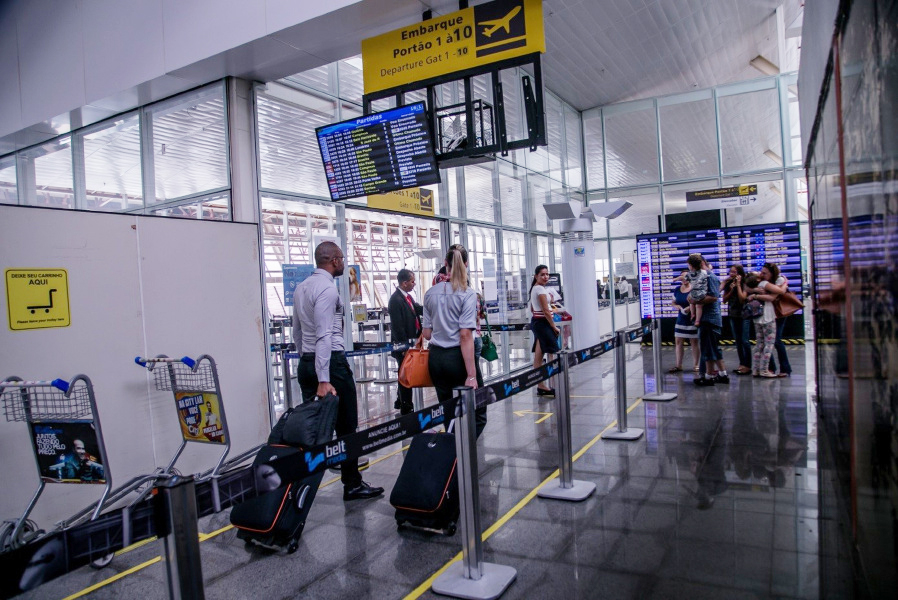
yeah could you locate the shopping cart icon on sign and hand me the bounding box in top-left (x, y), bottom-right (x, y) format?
top-left (27, 289), bottom-right (56, 314)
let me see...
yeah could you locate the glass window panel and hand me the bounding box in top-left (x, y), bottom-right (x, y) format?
top-left (285, 64), bottom-right (335, 96)
top-left (563, 105), bottom-right (583, 189)
top-left (22, 137), bottom-right (74, 209)
top-left (726, 178), bottom-right (786, 225)
top-left (659, 179), bottom-right (720, 228)
top-left (604, 101), bottom-right (659, 188)
top-left (587, 192), bottom-right (609, 240)
top-left (256, 85), bottom-right (336, 198)
top-left (790, 170), bottom-right (809, 221)
top-left (659, 97), bottom-right (719, 181)
top-left (445, 167), bottom-right (460, 218)
top-left (82, 114), bottom-right (143, 212)
top-left (146, 192), bottom-right (230, 221)
top-left (536, 234), bottom-right (550, 268)
top-left (718, 87), bottom-right (782, 174)
top-left (150, 84), bottom-right (228, 202)
top-left (337, 56), bottom-right (364, 106)
top-left (786, 84), bottom-right (802, 166)
top-left (529, 173), bottom-right (553, 232)
top-left (500, 67), bottom-right (525, 143)
top-left (530, 93), bottom-right (563, 181)
top-left (345, 208), bottom-right (443, 310)
top-left (0, 155), bottom-right (16, 205)
top-left (260, 197), bottom-right (337, 317)
top-left (498, 160), bottom-right (524, 228)
top-left (611, 238), bottom-right (639, 326)
top-left (606, 188), bottom-right (661, 239)
top-left (463, 163), bottom-right (496, 222)
top-left (583, 108), bottom-right (605, 190)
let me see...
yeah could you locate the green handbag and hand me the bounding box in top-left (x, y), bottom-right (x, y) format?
top-left (480, 311), bottom-right (498, 361)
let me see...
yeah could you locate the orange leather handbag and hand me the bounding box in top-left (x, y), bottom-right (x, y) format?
top-left (398, 336), bottom-right (432, 388)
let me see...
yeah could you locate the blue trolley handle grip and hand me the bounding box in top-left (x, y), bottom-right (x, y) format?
top-left (51, 378), bottom-right (70, 393)
top-left (180, 356), bottom-right (196, 369)
top-left (135, 356), bottom-right (148, 367)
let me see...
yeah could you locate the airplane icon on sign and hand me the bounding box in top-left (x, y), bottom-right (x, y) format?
top-left (480, 5), bottom-right (521, 37)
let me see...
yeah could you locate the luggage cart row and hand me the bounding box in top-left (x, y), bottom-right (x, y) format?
top-left (0, 353), bottom-right (248, 567)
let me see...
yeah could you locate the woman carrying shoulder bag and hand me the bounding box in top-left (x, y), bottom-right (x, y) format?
top-left (529, 265), bottom-right (561, 397)
top-left (422, 245), bottom-right (487, 437)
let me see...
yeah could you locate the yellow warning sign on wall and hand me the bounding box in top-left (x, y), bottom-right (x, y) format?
top-left (361, 0), bottom-right (545, 94)
top-left (5, 269), bottom-right (70, 331)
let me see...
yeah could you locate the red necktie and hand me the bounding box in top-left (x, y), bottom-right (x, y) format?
top-left (405, 294), bottom-right (420, 330)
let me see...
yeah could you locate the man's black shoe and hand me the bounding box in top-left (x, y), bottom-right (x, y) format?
top-left (693, 377), bottom-right (715, 386)
top-left (714, 374), bottom-right (730, 384)
top-left (343, 481), bottom-right (384, 501)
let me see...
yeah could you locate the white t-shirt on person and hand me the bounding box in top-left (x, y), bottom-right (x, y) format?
top-left (530, 285), bottom-right (549, 317)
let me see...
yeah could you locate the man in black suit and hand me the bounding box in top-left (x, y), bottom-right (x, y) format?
top-left (388, 269), bottom-right (422, 414)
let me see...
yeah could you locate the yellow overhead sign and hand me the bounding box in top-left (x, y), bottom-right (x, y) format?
top-left (6, 268), bottom-right (71, 331)
top-left (361, 0), bottom-right (545, 94)
top-left (367, 187), bottom-right (435, 216)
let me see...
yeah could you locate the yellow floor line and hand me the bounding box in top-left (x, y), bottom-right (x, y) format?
top-left (61, 556), bottom-right (162, 600)
top-left (67, 442), bottom-right (414, 598)
top-left (403, 399), bottom-right (643, 600)
top-left (67, 402), bottom-right (646, 600)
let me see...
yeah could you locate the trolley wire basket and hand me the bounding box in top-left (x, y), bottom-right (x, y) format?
top-left (150, 360), bottom-right (216, 393)
top-left (1, 378), bottom-right (93, 422)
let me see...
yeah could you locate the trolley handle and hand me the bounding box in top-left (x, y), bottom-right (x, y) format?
top-left (134, 356), bottom-right (197, 369)
top-left (0, 378), bottom-right (70, 392)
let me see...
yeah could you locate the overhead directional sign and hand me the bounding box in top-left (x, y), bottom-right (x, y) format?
top-left (686, 184), bottom-right (758, 212)
top-left (6, 268), bottom-right (70, 331)
top-left (361, 0), bottom-right (545, 94)
top-left (367, 187), bottom-right (435, 216)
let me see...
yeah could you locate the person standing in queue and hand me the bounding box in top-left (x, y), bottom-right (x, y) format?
top-left (688, 254), bottom-right (728, 385)
top-left (722, 264), bottom-right (752, 375)
top-left (293, 241), bottom-right (384, 501)
top-left (763, 262), bottom-right (793, 377)
top-left (422, 245), bottom-right (487, 437)
top-left (668, 270), bottom-right (701, 373)
top-left (388, 268), bottom-right (422, 415)
top-left (529, 265), bottom-right (561, 397)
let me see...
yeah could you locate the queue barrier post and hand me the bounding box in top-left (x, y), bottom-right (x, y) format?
top-left (601, 331), bottom-right (644, 441)
top-left (538, 351), bottom-right (596, 501)
top-left (155, 475), bottom-right (205, 600)
top-left (374, 311), bottom-right (396, 384)
top-left (642, 318), bottom-right (677, 402)
top-left (432, 386), bottom-right (516, 600)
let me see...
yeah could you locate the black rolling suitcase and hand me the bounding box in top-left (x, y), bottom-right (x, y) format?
top-left (230, 394), bottom-right (338, 553)
top-left (230, 445), bottom-right (323, 553)
top-left (390, 430), bottom-right (459, 535)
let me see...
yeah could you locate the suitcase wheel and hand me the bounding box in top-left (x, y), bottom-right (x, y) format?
top-left (287, 540), bottom-right (299, 554)
top-left (445, 522), bottom-right (457, 536)
top-left (396, 518), bottom-right (405, 530)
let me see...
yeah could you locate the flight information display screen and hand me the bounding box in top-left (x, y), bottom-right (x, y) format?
top-left (316, 102), bottom-right (440, 201)
top-left (636, 222), bottom-right (802, 319)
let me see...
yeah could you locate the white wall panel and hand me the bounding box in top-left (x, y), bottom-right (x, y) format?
top-left (0, 10), bottom-right (22, 138)
top-left (0, 205), bottom-right (269, 526)
top-left (16, 0), bottom-right (87, 129)
top-left (82, 0), bottom-right (166, 102)
top-left (162, 0), bottom-right (268, 71)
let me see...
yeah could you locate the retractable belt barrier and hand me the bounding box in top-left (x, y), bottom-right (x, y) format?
top-left (263, 332), bottom-right (620, 484)
top-left (0, 461), bottom-right (257, 600)
top-left (3, 323), bottom-right (656, 600)
top-left (278, 341), bottom-right (412, 361)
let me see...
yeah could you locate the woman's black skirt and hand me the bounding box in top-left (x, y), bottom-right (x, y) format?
top-left (530, 317), bottom-right (560, 353)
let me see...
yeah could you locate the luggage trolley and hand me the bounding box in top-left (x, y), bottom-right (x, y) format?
top-left (0, 375), bottom-right (112, 552)
top-left (134, 354), bottom-right (231, 512)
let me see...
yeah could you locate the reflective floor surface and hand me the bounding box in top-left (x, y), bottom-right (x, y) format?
top-left (22, 343), bottom-right (826, 599)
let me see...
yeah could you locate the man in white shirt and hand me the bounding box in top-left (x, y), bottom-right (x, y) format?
top-left (293, 241), bottom-right (384, 501)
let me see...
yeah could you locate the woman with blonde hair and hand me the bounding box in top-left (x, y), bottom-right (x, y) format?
top-left (422, 245), bottom-right (486, 436)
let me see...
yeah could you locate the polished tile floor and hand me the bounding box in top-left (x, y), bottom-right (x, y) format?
top-left (24, 343), bottom-right (823, 599)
